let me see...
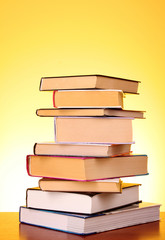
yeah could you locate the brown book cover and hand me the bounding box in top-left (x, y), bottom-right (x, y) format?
top-left (40, 74), bottom-right (140, 93)
top-left (38, 178), bottom-right (123, 192)
top-left (36, 108), bottom-right (145, 118)
top-left (34, 143), bottom-right (131, 157)
top-left (26, 154), bottom-right (148, 181)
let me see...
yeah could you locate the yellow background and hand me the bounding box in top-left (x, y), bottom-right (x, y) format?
top-left (0, 0), bottom-right (165, 211)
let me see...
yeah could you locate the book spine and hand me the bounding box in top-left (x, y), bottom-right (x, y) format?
top-left (35, 109), bottom-right (39, 117)
top-left (54, 117), bottom-right (57, 142)
top-left (33, 143), bottom-right (37, 155)
top-left (53, 90), bottom-right (58, 108)
top-left (26, 155), bottom-right (32, 177)
top-left (39, 78), bottom-right (43, 91)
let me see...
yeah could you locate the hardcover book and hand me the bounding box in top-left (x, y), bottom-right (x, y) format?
top-left (26, 154), bottom-right (148, 181)
top-left (53, 90), bottom-right (123, 108)
top-left (36, 108), bottom-right (145, 118)
top-left (27, 183), bottom-right (140, 214)
top-left (40, 74), bottom-right (140, 93)
top-left (20, 202), bottom-right (160, 235)
top-left (54, 117), bottom-right (133, 144)
top-left (38, 178), bottom-right (123, 193)
top-left (34, 143), bottom-right (131, 157)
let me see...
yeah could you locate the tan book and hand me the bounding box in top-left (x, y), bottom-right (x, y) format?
top-left (53, 90), bottom-right (123, 108)
top-left (40, 74), bottom-right (140, 93)
top-left (34, 143), bottom-right (131, 157)
top-left (55, 117), bottom-right (133, 144)
top-left (26, 184), bottom-right (140, 214)
top-left (36, 108), bottom-right (145, 118)
top-left (39, 178), bottom-right (122, 193)
top-left (26, 155), bottom-right (148, 181)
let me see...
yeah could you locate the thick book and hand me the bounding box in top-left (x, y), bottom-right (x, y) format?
top-left (54, 117), bottom-right (133, 144)
top-left (36, 108), bottom-right (145, 118)
top-left (40, 74), bottom-right (140, 93)
top-left (19, 202), bottom-right (160, 235)
top-left (27, 183), bottom-right (140, 214)
top-left (38, 178), bottom-right (123, 193)
top-left (53, 90), bottom-right (123, 108)
top-left (19, 216), bottom-right (162, 240)
top-left (34, 143), bottom-right (131, 157)
top-left (26, 155), bottom-right (148, 181)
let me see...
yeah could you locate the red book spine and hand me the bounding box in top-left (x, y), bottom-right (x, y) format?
top-left (53, 90), bottom-right (58, 108)
top-left (26, 155), bottom-right (32, 177)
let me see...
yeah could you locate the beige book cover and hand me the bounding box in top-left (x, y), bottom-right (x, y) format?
top-left (36, 108), bottom-right (145, 118)
top-left (53, 90), bottom-right (123, 108)
top-left (55, 117), bottom-right (133, 144)
top-left (34, 143), bottom-right (131, 157)
top-left (40, 74), bottom-right (140, 93)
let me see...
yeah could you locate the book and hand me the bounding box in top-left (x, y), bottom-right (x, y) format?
top-left (27, 183), bottom-right (140, 214)
top-left (34, 143), bottom-right (131, 157)
top-left (19, 217), bottom-right (161, 240)
top-left (38, 178), bottom-right (123, 193)
top-left (53, 90), bottom-right (123, 108)
top-left (26, 155), bottom-right (148, 181)
top-left (40, 74), bottom-right (140, 93)
top-left (19, 202), bottom-right (160, 235)
top-left (54, 117), bottom-right (133, 144)
top-left (36, 108), bottom-right (145, 118)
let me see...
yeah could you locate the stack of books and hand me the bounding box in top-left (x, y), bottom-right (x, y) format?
top-left (20, 75), bottom-right (160, 235)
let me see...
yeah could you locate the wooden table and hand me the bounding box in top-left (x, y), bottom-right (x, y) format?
top-left (0, 212), bottom-right (165, 240)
